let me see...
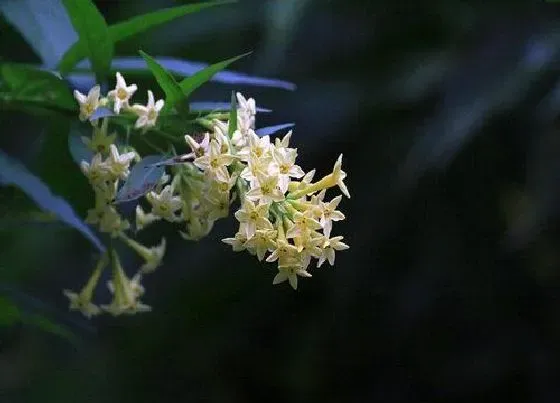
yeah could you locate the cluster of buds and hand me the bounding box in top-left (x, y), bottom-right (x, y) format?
top-left (65, 71), bottom-right (350, 319)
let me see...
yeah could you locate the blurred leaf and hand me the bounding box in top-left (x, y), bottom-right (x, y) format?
top-left (68, 129), bottom-right (93, 166)
top-left (0, 295), bottom-right (20, 327)
top-left (60, 0), bottom-right (113, 81)
top-left (228, 91), bottom-right (237, 137)
top-left (178, 52), bottom-right (252, 99)
top-left (57, 0), bottom-right (236, 73)
top-left (190, 101), bottom-right (271, 113)
top-left (65, 56), bottom-right (296, 92)
top-left (115, 155), bottom-right (166, 203)
top-left (0, 0), bottom-right (78, 67)
top-left (0, 149), bottom-right (104, 251)
top-left (20, 312), bottom-right (77, 344)
top-left (139, 50), bottom-right (186, 114)
top-left (0, 63), bottom-right (76, 111)
top-left (256, 123), bottom-right (295, 137)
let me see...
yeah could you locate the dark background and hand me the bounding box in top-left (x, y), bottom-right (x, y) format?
top-left (2, 0), bottom-right (560, 402)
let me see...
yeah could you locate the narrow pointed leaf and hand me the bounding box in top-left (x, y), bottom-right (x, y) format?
top-left (190, 101), bottom-right (271, 112)
top-left (139, 50), bottom-right (185, 113)
top-left (57, 0), bottom-right (235, 73)
top-left (0, 150), bottom-right (104, 251)
top-left (256, 123), bottom-right (295, 137)
top-left (60, 0), bottom-right (113, 81)
top-left (179, 52), bottom-right (252, 99)
top-left (115, 155), bottom-right (166, 203)
top-left (63, 57), bottom-right (296, 91)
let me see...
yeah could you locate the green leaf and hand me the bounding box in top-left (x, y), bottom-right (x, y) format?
top-left (57, 0), bottom-right (236, 74)
top-left (0, 63), bottom-right (76, 112)
top-left (139, 50), bottom-right (186, 113)
top-left (0, 296), bottom-right (20, 327)
top-left (179, 52), bottom-right (251, 99)
top-left (20, 313), bottom-right (78, 344)
top-left (61, 0), bottom-right (113, 81)
top-left (228, 91), bottom-right (237, 137)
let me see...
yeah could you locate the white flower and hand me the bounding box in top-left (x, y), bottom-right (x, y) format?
top-left (146, 184), bottom-right (183, 222)
top-left (319, 195), bottom-right (345, 238)
top-left (240, 155), bottom-right (273, 188)
top-left (222, 228), bottom-right (249, 252)
top-left (317, 236), bottom-right (349, 267)
top-left (236, 92), bottom-right (256, 128)
top-left (185, 133), bottom-right (211, 158)
top-left (132, 90), bottom-right (164, 129)
top-left (107, 72), bottom-right (137, 113)
top-left (193, 139), bottom-right (237, 180)
top-left (98, 205), bottom-right (130, 237)
top-left (74, 85), bottom-right (101, 121)
top-left (244, 228), bottom-right (277, 261)
top-left (139, 238), bottom-right (166, 273)
top-left (107, 144), bottom-right (136, 179)
top-left (80, 153), bottom-right (110, 186)
top-left (331, 154), bottom-right (350, 198)
top-left (237, 130), bottom-right (271, 162)
top-left (135, 205), bottom-right (160, 231)
top-left (63, 252), bottom-right (108, 318)
top-left (272, 147), bottom-right (305, 193)
top-left (272, 266), bottom-right (311, 290)
top-left (274, 130), bottom-right (293, 149)
top-left (245, 173), bottom-right (285, 204)
top-left (234, 199), bottom-right (273, 239)
top-left (102, 251), bottom-right (151, 316)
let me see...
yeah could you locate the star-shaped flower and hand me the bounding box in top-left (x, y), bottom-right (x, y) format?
top-left (132, 90), bottom-right (165, 129)
top-left (146, 184), bottom-right (183, 222)
top-left (234, 198), bottom-right (273, 239)
top-left (74, 85), bottom-right (101, 121)
top-left (107, 144), bottom-right (136, 179)
top-left (317, 236), bottom-right (349, 267)
top-left (107, 72), bottom-right (137, 113)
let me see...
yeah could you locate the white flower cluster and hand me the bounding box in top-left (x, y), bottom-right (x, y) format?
top-left (73, 72), bottom-right (165, 130)
top-left (65, 73), bottom-right (171, 317)
top-left (66, 72), bottom-right (351, 319)
top-left (182, 93), bottom-right (350, 290)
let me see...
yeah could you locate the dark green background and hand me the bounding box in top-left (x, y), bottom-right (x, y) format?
top-left (2, 0), bottom-right (560, 402)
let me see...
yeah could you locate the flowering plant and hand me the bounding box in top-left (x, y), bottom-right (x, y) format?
top-left (0, 0), bottom-right (350, 320)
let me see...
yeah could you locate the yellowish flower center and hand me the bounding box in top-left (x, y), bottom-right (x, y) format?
top-left (84, 103), bottom-right (95, 115)
top-left (117, 88), bottom-right (128, 100)
top-left (210, 158), bottom-right (219, 169)
top-left (261, 184), bottom-right (271, 195)
top-left (280, 164), bottom-right (289, 174)
top-left (148, 108), bottom-right (157, 120)
top-left (249, 211), bottom-right (259, 221)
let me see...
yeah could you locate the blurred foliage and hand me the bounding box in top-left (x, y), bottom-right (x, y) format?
top-left (2, 0), bottom-right (560, 402)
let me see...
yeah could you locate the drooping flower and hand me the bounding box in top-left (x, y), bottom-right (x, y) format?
top-left (63, 252), bottom-right (108, 318)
